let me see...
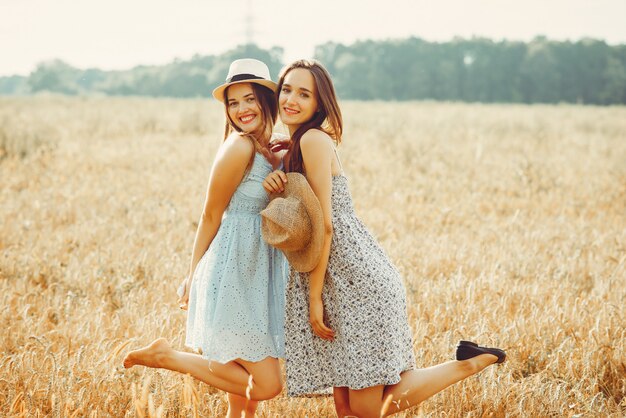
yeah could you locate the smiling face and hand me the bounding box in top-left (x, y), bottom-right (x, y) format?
top-left (226, 83), bottom-right (263, 135)
top-left (278, 68), bottom-right (319, 133)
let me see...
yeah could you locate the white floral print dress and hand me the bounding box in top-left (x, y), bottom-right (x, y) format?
top-left (284, 174), bottom-right (415, 396)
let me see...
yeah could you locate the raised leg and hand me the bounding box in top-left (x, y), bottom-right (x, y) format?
top-left (123, 338), bottom-right (282, 401)
top-left (341, 354), bottom-right (498, 417)
top-left (382, 354), bottom-right (498, 415)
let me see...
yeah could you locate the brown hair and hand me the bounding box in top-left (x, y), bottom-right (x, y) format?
top-left (277, 59), bottom-right (343, 174)
top-left (222, 83), bottom-right (278, 151)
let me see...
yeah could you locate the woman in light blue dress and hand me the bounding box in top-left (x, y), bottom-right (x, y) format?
top-left (124, 59), bottom-right (287, 418)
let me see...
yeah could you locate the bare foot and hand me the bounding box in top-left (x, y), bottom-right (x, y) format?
top-left (123, 338), bottom-right (172, 369)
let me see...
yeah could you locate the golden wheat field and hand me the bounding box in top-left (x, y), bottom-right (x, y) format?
top-left (0, 96), bottom-right (625, 417)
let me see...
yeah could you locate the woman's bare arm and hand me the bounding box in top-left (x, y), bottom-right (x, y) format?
top-left (300, 129), bottom-right (336, 341)
top-left (179, 135), bottom-right (254, 307)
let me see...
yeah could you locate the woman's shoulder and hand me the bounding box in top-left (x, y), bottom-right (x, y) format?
top-left (222, 132), bottom-right (255, 155)
top-left (300, 128), bottom-right (333, 147)
top-left (215, 133), bottom-right (255, 170)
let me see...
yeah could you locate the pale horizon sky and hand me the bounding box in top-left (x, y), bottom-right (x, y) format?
top-left (2, 0), bottom-right (626, 77)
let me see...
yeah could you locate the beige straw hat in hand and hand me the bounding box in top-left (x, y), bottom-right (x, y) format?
top-left (261, 173), bottom-right (324, 272)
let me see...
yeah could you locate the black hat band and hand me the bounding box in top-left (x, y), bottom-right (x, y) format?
top-left (227, 73), bottom-right (265, 83)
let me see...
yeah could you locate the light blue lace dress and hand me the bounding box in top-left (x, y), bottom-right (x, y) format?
top-left (185, 152), bottom-right (287, 363)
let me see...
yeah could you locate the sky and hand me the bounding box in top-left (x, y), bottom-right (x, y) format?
top-left (1, 0), bottom-right (626, 77)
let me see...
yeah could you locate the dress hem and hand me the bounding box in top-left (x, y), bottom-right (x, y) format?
top-left (184, 344), bottom-right (285, 364)
top-left (286, 365), bottom-right (415, 397)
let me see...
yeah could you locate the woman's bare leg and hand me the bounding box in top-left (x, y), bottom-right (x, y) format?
top-left (333, 387), bottom-right (355, 418)
top-left (383, 353), bottom-right (498, 415)
top-left (348, 385), bottom-right (386, 418)
top-left (227, 393), bottom-right (258, 418)
top-left (344, 353), bottom-right (499, 417)
top-left (123, 338), bottom-right (282, 401)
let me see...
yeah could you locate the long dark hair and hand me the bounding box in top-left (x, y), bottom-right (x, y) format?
top-left (222, 83), bottom-right (278, 150)
top-left (277, 60), bottom-right (342, 174)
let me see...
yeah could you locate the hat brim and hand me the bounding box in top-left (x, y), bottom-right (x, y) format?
top-left (272, 173), bottom-right (325, 273)
top-left (212, 79), bottom-right (278, 102)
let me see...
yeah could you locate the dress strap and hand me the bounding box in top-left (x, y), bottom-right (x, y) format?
top-left (332, 145), bottom-right (344, 173)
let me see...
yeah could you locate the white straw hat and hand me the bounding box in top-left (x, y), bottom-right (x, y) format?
top-left (212, 58), bottom-right (277, 101)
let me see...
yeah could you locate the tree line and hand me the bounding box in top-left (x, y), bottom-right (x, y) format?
top-left (1, 37), bottom-right (625, 104)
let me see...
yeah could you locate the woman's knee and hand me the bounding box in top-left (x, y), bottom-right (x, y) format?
top-left (238, 358), bottom-right (282, 401)
top-left (251, 378), bottom-right (282, 400)
top-left (264, 378), bottom-right (283, 399)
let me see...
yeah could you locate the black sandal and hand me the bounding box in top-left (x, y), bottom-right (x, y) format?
top-left (456, 340), bottom-right (506, 363)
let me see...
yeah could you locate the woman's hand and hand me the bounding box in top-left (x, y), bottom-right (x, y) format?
top-left (177, 277), bottom-right (191, 310)
top-left (263, 170), bottom-right (288, 194)
top-left (309, 297), bottom-right (334, 341)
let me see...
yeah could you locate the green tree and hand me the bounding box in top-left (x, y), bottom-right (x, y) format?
top-left (2, 39), bottom-right (623, 104)
top-left (519, 38), bottom-right (561, 103)
top-left (28, 60), bottom-right (80, 94)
